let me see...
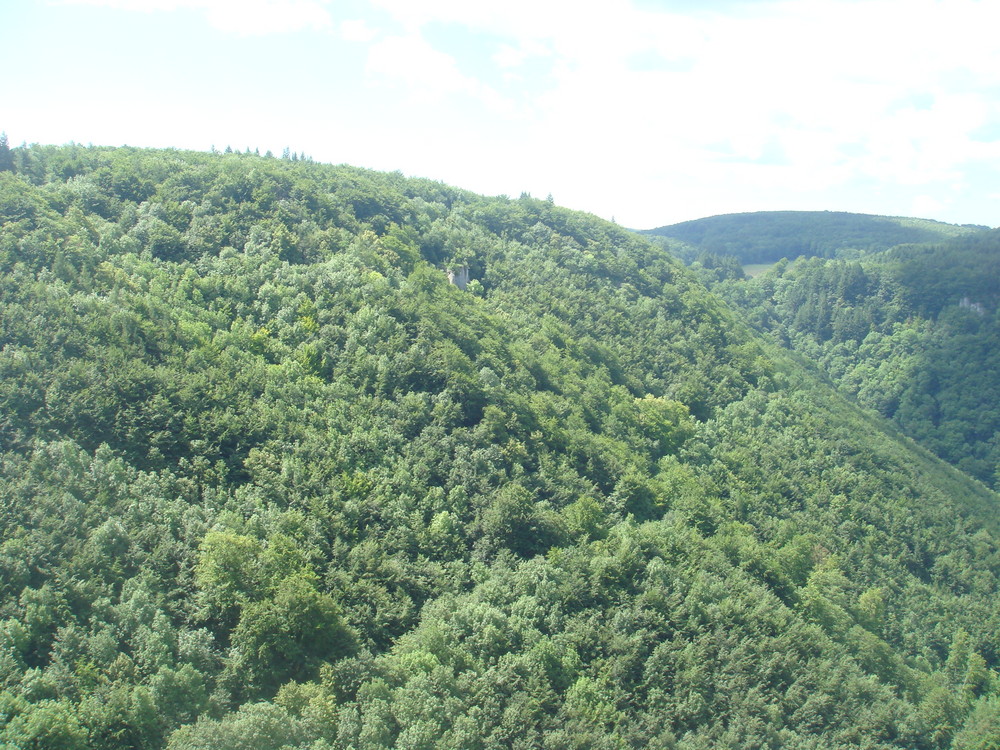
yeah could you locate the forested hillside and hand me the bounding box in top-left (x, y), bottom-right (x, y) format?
top-left (713, 232), bottom-right (1000, 491)
top-left (0, 145), bottom-right (999, 749)
top-left (643, 211), bottom-right (986, 265)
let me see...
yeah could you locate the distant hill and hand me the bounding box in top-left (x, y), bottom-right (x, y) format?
top-left (643, 210), bottom-right (989, 264)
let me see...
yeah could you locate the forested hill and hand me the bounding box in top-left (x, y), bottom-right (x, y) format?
top-left (714, 229), bottom-right (1000, 492)
top-left (642, 210), bottom-right (987, 265)
top-left (1, 144), bottom-right (999, 749)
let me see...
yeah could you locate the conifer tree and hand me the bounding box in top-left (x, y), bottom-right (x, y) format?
top-left (0, 132), bottom-right (14, 172)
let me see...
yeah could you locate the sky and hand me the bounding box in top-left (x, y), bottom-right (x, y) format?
top-left (3, 0), bottom-right (1000, 229)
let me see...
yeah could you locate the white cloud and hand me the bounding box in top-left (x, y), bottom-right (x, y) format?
top-left (39, 0), bottom-right (1000, 226)
top-left (340, 18), bottom-right (379, 43)
top-left (493, 40), bottom-right (551, 70)
top-left (911, 194), bottom-right (945, 217)
top-left (365, 33), bottom-right (516, 114)
top-left (55, 0), bottom-right (333, 34)
top-left (357, 0), bottom-right (1000, 225)
top-left (367, 34), bottom-right (465, 94)
top-left (55, 0), bottom-right (192, 9)
top-left (206, 0), bottom-right (332, 34)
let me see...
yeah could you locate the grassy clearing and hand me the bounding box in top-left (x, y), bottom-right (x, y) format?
top-left (742, 262), bottom-right (778, 277)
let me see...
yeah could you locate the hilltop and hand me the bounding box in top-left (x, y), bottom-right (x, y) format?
top-left (643, 210), bottom-right (989, 265)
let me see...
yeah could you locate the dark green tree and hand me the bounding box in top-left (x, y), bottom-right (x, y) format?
top-left (0, 131), bottom-right (14, 172)
top-left (229, 574), bottom-right (356, 696)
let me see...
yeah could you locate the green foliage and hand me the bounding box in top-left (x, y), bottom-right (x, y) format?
top-left (711, 234), bottom-right (1000, 489)
top-left (166, 702), bottom-right (309, 750)
top-left (0, 698), bottom-right (89, 750)
top-left (645, 209), bottom-right (985, 265)
top-left (229, 574), bottom-right (356, 697)
top-left (0, 132), bottom-right (14, 173)
top-left (951, 697), bottom-right (1000, 750)
top-left (0, 144), bottom-right (996, 749)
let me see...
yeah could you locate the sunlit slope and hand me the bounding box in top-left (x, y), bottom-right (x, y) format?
top-left (0, 145), bottom-right (997, 749)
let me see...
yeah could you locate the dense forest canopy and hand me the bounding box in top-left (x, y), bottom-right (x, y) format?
top-left (0, 144), bottom-right (998, 749)
top-left (643, 211), bottom-right (989, 265)
top-left (697, 228), bottom-right (1000, 493)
